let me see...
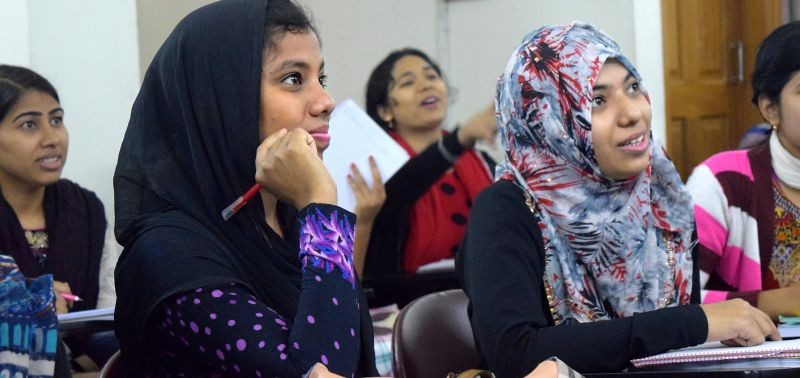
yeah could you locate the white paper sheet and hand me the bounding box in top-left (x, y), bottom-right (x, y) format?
top-left (324, 99), bottom-right (409, 213)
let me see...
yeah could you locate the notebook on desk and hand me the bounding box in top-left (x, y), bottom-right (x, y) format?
top-left (779, 315), bottom-right (800, 339)
top-left (780, 324), bottom-right (800, 339)
top-left (57, 307), bottom-right (114, 325)
top-left (630, 338), bottom-right (800, 368)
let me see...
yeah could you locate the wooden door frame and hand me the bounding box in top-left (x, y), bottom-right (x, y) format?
top-left (661, 0), bottom-right (783, 178)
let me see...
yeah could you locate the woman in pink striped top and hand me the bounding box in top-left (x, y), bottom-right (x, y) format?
top-left (687, 21), bottom-right (800, 319)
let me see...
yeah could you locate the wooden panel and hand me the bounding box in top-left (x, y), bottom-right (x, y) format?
top-left (686, 116), bottom-right (731, 171)
top-left (737, 0), bottom-right (784, 137)
top-left (667, 117), bottom-right (687, 176)
top-left (695, 0), bottom-right (726, 78)
top-left (661, 0), bottom-right (775, 179)
top-left (661, 0), bottom-right (682, 81)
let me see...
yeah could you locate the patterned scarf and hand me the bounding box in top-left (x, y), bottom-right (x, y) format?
top-left (496, 22), bottom-right (695, 323)
top-left (0, 255), bottom-right (58, 376)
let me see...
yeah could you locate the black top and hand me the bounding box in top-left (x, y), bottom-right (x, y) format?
top-left (143, 205), bottom-right (363, 376)
top-left (364, 130), bottom-right (494, 277)
top-left (456, 180), bottom-right (708, 377)
top-left (0, 179), bottom-right (105, 312)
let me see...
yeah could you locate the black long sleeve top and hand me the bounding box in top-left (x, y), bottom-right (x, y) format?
top-left (456, 180), bottom-right (708, 377)
top-left (139, 205), bottom-right (364, 376)
top-left (364, 130), bottom-right (495, 277)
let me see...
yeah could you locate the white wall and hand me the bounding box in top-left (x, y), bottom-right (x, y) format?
top-left (633, 1), bottom-right (667, 145)
top-left (298, 0), bottom-right (440, 108)
top-left (136, 0), bottom-right (216, 81)
top-left (445, 0), bottom-right (635, 124)
top-left (0, 0), bottom-right (666, 224)
top-left (25, 0), bottom-right (141, 222)
top-left (300, 0), bottom-right (665, 152)
top-left (442, 0), bottom-right (666, 148)
top-left (0, 0), bottom-right (30, 66)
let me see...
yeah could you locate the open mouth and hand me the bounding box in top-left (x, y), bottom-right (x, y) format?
top-left (420, 96), bottom-right (439, 107)
top-left (620, 134), bottom-right (645, 147)
top-left (617, 133), bottom-right (649, 153)
top-left (37, 155), bottom-right (63, 170)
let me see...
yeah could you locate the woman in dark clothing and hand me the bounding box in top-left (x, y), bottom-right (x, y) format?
top-left (457, 22), bottom-right (779, 376)
top-left (0, 64), bottom-right (116, 373)
top-left (355, 48), bottom-right (496, 277)
top-left (0, 65), bottom-right (106, 316)
top-left (112, 0), bottom-right (377, 376)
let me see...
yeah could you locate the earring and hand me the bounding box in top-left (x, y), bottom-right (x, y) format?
top-left (387, 119), bottom-right (396, 129)
top-left (772, 123), bottom-right (779, 131)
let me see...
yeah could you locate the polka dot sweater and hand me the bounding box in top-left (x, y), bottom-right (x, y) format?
top-left (144, 205), bottom-right (362, 377)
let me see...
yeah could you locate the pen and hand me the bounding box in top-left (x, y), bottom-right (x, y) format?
top-left (221, 183), bottom-right (262, 221)
top-left (60, 293), bottom-right (83, 302)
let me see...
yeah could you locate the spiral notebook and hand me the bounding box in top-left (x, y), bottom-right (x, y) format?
top-left (631, 338), bottom-right (800, 368)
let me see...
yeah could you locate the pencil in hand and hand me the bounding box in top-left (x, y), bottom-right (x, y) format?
top-left (221, 183), bottom-right (262, 220)
top-left (60, 292), bottom-right (83, 302)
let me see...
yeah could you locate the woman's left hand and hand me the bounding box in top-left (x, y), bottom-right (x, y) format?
top-left (348, 156), bottom-right (386, 224)
top-left (458, 102), bottom-right (497, 148)
top-left (525, 360), bottom-right (558, 378)
top-left (306, 363), bottom-right (345, 378)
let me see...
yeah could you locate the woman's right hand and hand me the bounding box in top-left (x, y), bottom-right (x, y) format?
top-left (701, 298), bottom-right (781, 346)
top-left (457, 102), bottom-right (497, 148)
top-left (53, 280), bottom-right (71, 314)
top-left (255, 128), bottom-right (337, 209)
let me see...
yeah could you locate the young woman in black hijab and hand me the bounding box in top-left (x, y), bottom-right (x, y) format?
top-left (113, 0), bottom-right (377, 375)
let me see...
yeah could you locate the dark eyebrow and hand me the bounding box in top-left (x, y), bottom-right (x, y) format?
top-left (11, 107), bottom-right (64, 123)
top-left (396, 65), bottom-right (436, 81)
top-left (271, 59), bottom-right (325, 75)
top-left (396, 71), bottom-right (415, 81)
top-left (12, 111), bottom-right (42, 122)
top-left (274, 59), bottom-right (309, 73)
top-left (592, 71), bottom-right (637, 92)
top-left (623, 71), bottom-right (635, 83)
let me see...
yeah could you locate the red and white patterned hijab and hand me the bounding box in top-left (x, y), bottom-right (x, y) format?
top-left (496, 22), bottom-right (695, 323)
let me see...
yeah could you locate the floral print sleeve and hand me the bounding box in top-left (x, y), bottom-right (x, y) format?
top-left (150, 204), bottom-right (361, 376)
top-left (299, 204), bottom-right (357, 287)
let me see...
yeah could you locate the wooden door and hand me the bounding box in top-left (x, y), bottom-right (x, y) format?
top-left (662, 0), bottom-right (783, 179)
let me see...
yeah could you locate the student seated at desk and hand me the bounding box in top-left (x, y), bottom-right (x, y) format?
top-left (351, 48), bottom-right (496, 278)
top-left (0, 64), bottom-right (120, 371)
top-left (112, 0), bottom-right (377, 376)
top-left (687, 21), bottom-right (800, 319)
top-left (457, 22), bottom-right (780, 376)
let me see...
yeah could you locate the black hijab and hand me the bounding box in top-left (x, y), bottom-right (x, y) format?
top-left (113, 0), bottom-right (376, 374)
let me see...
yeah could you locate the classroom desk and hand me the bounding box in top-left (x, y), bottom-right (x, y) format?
top-left (586, 363), bottom-right (800, 377)
top-left (57, 308), bottom-right (115, 337)
top-left (58, 319), bottom-right (114, 338)
top-left (362, 269), bottom-right (460, 308)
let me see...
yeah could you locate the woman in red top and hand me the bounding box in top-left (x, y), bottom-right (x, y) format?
top-left (353, 48), bottom-right (496, 277)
